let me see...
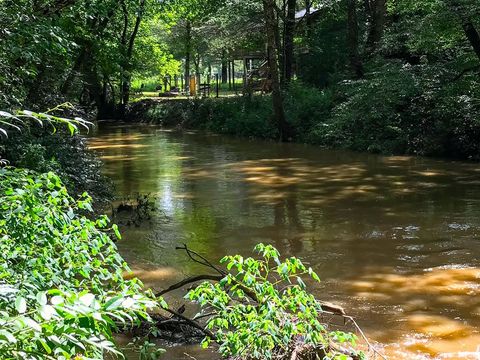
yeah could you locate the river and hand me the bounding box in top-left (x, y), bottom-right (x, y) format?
top-left (89, 123), bottom-right (480, 360)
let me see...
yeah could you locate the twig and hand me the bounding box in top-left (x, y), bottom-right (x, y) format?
top-left (450, 65), bottom-right (480, 82)
top-left (175, 244), bottom-right (258, 301)
top-left (344, 315), bottom-right (388, 360)
top-left (156, 274), bottom-right (223, 297)
top-left (176, 244), bottom-right (225, 275)
top-left (183, 353), bottom-right (198, 360)
top-left (193, 312), bottom-right (216, 321)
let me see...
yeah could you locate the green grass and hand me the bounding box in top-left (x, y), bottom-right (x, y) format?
top-left (131, 77), bottom-right (162, 92)
top-left (132, 75), bottom-right (247, 95)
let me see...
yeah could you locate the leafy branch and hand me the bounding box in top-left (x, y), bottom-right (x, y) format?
top-left (0, 103), bottom-right (92, 138)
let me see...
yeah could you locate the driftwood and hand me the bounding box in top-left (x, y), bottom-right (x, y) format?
top-left (130, 312), bottom-right (204, 344)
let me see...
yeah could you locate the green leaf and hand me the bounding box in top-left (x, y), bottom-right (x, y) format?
top-left (36, 291), bottom-right (47, 305)
top-left (0, 330), bottom-right (17, 344)
top-left (39, 339), bottom-right (52, 353)
top-left (308, 268), bottom-right (320, 282)
top-left (67, 122), bottom-right (77, 135)
top-left (296, 277), bottom-right (306, 289)
top-left (79, 293), bottom-right (95, 307)
top-left (24, 317), bottom-right (42, 332)
top-left (15, 296), bottom-right (27, 314)
top-left (104, 296), bottom-right (124, 311)
top-left (112, 224), bottom-right (122, 239)
top-left (39, 305), bottom-right (56, 320)
top-left (50, 295), bottom-right (64, 305)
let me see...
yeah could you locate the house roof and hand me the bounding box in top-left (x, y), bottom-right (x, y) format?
top-left (295, 6), bottom-right (322, 20)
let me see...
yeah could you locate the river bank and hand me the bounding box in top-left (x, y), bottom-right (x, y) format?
top-left (124, 82), bottom-right (480, 161)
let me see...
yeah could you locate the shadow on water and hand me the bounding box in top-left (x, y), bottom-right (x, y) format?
top-left (89, 124), bottom-right (480, 360)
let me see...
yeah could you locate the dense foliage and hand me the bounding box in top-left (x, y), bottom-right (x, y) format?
top-left (0, 0), bottom-right (187, 116)
top-left (0, 168), bottom-right (164, 359)
top-left (2, 129), bottom-right (113, 205)
top-left (188, 244), bottom-right (361, 360)
top-left (0, 108), bottom-right (112, 205)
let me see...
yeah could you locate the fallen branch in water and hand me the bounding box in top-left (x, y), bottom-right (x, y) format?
top-left (172, 245), bottom-right (346, 317)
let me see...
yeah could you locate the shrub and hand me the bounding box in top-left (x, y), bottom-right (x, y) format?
top-left (202, 97), bottom-right (277, 139)
top-left (315, 61), bottom-right (418, 154)
top-left (1, 128), bottom-right (113, 207)
top-left (0, 168), bottom-right (164, 359)
top-left (284, 82), bottom-right (335, 143)
top-left (317, 60), bottom-right (480, 158)
top-left (128, 67), bottom-right (480, 160)
top-left (128, 97), bottom-right (278, 140)
top-left (187, 244), bottom-right (361, 360)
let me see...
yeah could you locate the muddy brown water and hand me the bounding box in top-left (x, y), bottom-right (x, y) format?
top-left (89, 123), bottom-right (480, 360)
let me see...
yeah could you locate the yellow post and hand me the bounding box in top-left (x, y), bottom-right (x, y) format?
top-left (189, 76), bottom-right (196, 96)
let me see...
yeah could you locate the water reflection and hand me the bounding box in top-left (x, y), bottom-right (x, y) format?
top-left (89, 124), bottom-right (480, 360)
top-left (350, 266), bottom-right (480, 359)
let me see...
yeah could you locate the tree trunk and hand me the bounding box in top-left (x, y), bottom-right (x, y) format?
top-left (83, 58), bottom-right (106, 117)
top-left (221, 49), bottom-right (228, 83)
top-left (60, 0), bottom-right (118, 98)
top-left (274, 7), bottom-right (284, 85)
top-left (448, 1), bottom-right (480, 63)
top-left (121, 0), bottom-right (145, 109)
top-left (61, 48), bottom-right (87, 95)
top-left (232, 60), bottom-right (236, 93)
top-left (263, 0), bottom-right (292, 141)
top-left (118, 0), bottom-right (129, 113)
top-left (228, 60), bottom-right (232, 90)
top-left (26, 63), bottom-right (46, 107)
top-left (363, 0), bottom-right (371, 14)
top-left (463, 21), bottom-right (480, 63)
top-left (126, 0), bottom-right (144, 60)
top-left (284, 0), bottom-right (296, 83)
top-left (347, 0), bottom-right (364, 78)
top-left (366, 0), bottom-right (386, 53)
top-left (194, 52), bottom-right (201, 93)
top-left (184, 21), bottom-right (192, 94)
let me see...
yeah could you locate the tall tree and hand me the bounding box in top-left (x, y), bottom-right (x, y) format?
top-left (120, 0), bottom-right (146, 114)
top-left (263, 0), bottom-right (291, 141)
top-left (366, 0), bottom-right (386, 53)
top-left (462, 20), bottom-right (480, 62)
top-left (347, 0), bottom-right (364, 77)
top-left (284, 0), bottom-right (296, 83)
top-left (221, 49), bottom-right (228, 83)
top-left (184, 20), bottom-right (192, 93)
top-left (60, 0), bottom-right (119, 97)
